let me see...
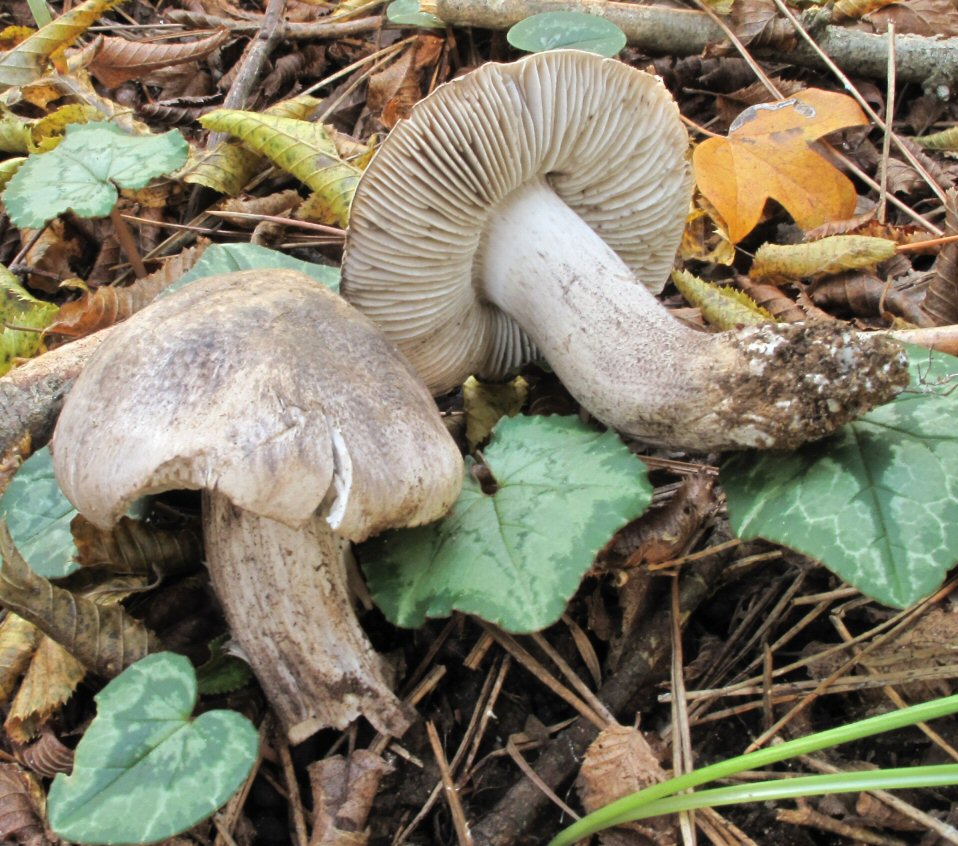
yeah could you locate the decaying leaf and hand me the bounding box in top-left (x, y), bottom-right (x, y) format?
top-left (18, 728), bottom-right (75, 778)
top-left (0, 0), bottom-right (126, 92)
top-left (671, 268), bottom-right (774, 329)
top-left (0, 109), bottom-right (31, 153)
top-left (0, 521), bottom-right (159, 678)
top-left (734, 277), bottom-right (810, 323)
top-left (308, 750), bottom-right (392, 846)
top-left (199, 109), bottom-right (359, 226)
top-left (577, 723), bottom-right (676, 846)
top-left (750, 235), bottom-right (898, 281)
top-left (26, 104), bottom-right (102, 153)
top-left (463, 375), bottom-right (528, 451)
top-left (832, 0), bottom-right (898, 19)
top-left (87, 28), bottom-right (230, 89)
top-left (5, 635), bottom-right (86, 743)
top-left (693, 90), bottom-right (869, 242)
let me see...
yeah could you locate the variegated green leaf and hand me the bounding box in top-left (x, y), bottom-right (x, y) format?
top-left (1, 267), bottom-right (57, 375)
top-left (48, 652), bottom-right (258, 845)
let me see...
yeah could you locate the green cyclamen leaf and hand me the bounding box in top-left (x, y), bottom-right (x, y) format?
top-left (2, 122), bottom-right (188, 228)
top-left (0, 446), bottom-right (78, 579)
top-left (385, 0), bottom-right (445, 29)
top-left (507, 12), bottom-right (627, 57)
top-left (48, 652), bottom-right (258, 845)
top-left (361, 414), bottom-right (652, 633)
top-left (167, 242), bottom-right (340, 295)
top-left (723, 343), bottom-right (958, 609)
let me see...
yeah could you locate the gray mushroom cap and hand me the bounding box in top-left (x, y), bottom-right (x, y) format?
top-left (52, 269), bottom-right (463, 540)
top-left (342, 49), bottom-right (692, 395)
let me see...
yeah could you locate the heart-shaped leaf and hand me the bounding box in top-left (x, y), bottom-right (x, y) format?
top-left (0, 446), bottom-right (78, 579)
top-left (361, 414), bottom-right (652, 632)
top-left (386, 0), bottom-right (445, 29)
top-left (48, 652), bottom-right (258, 845)
top-left (2, 122), bottom-right (188, 227)
top-left (723, 344), bottom-right (958, 609)
top-left (507, 12), bottom-right (627, 57)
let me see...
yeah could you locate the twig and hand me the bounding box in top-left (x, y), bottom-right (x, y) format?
top-left (427, 721), bottom-right (475, 846)
top-left (878, 23), bottom-right (896, 223)
top-left (428, 0), bottom-right (958, 84)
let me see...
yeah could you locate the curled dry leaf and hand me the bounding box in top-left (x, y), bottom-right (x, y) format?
top-left (71, 514), bottom-right (203, 582)
top-left (750, 236), bottom-right (898, 281)
top-left (577, 724), bottom-right (676, 846)
top-left (4, 635), bottom-right (86, 744)
top-left (0, 522), bottom-right (159, 678)
top-left (87, 27), bottom-right (230, 89)
top-left (17, 727), bottom-right (75, 778)
top-left (693, 90), bottom-right (869, 243)
top-left (734, 278), bottom-right (810, 323)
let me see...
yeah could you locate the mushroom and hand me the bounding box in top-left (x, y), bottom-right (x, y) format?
top-left (341, 50), bottom-right (908, 452)
top-left (51, 269), bottom-right (463, 743)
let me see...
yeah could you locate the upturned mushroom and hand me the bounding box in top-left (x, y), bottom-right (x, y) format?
top-left (51, 269), bottom-right (463, 743)
top-left (342, 50), bottom-right (908, 452)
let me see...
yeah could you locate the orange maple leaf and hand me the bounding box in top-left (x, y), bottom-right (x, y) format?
top-left (692, 89), bottom-right (868, 243)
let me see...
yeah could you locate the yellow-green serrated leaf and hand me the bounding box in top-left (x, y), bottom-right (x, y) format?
top-left (5, 635), bottom-right (85, 743)
top-left (179, 141), bottom-right (260, 196)
top-left (0, 269), bottom-right (58, 376)
top-left (0, 0), bottom-right (127, 92)
top-left (671, 269), bottom-right (774, 329)
top-left (0, 614), bottom-right (41, 704)
top-left (200, 109), bottom-right (359, 226)
top-left (27, 103), bottom-right (102, 152)
top-left (750, 235), bottom-right (898, 281)
top-left (463, 375), bottom-right (528, 451)
top-left (0, 109), bottom-right (31, 153)
top-left (182, 96), bottom-right (322, 195)
top-left (0, 157), bottom-right (25, 192)
top-left (913, 126), bottom-right (958, 152)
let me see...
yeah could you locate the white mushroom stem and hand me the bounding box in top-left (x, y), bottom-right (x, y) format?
top-left (203, 491), bottom-right (412, 744)
top-left (481, 177), bottom-right (909, 452)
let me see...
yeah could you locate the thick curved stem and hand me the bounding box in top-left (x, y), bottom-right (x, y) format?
top-left (203, 491), bottom-right (413, 743)
top-left (481, 179), bottom-right (909, 451)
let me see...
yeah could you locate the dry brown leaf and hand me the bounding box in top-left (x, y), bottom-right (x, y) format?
top-left (735, 278), bottom-right (810, 323)
top-left (5, 635), bottom-right (85, 743)
top-left (832, 0), bottom-right (898, 18)
top-left (0, 522), bottom-right (159, 678)
top-left (88, 28), bottom-right (230, 88)
top-left (577, 724), bottom-right (676, 846)
top-left (922, 189), bottom-right (958, 325)
top-left (750, 236), bottom-right (898, 281)
top-left (0, 763), bottom-right (47, 845)
top-left (308, 750), bottom-right (392, 846)
top-left (729, 0), bottom-right (797, 48)
top-left (811, 272), bottom-right (931, 325)
top-left (860, 0), bottom-right (958, 35)
top-left (693, 90), bottom-right (869, 243)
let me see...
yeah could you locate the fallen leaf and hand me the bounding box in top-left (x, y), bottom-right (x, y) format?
top-left (693, 89), bottom-right (869, 242)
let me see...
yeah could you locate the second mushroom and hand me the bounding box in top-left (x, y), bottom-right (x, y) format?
top-left (342, 50), bottom-right (908, 452)
top-left (51, 269), bottom-right (463, 743)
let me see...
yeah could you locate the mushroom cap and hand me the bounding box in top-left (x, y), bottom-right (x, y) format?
top-left (341, 50), bottom-right (693, 395)
top-left (52, 269), bottom-right (463, 542)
